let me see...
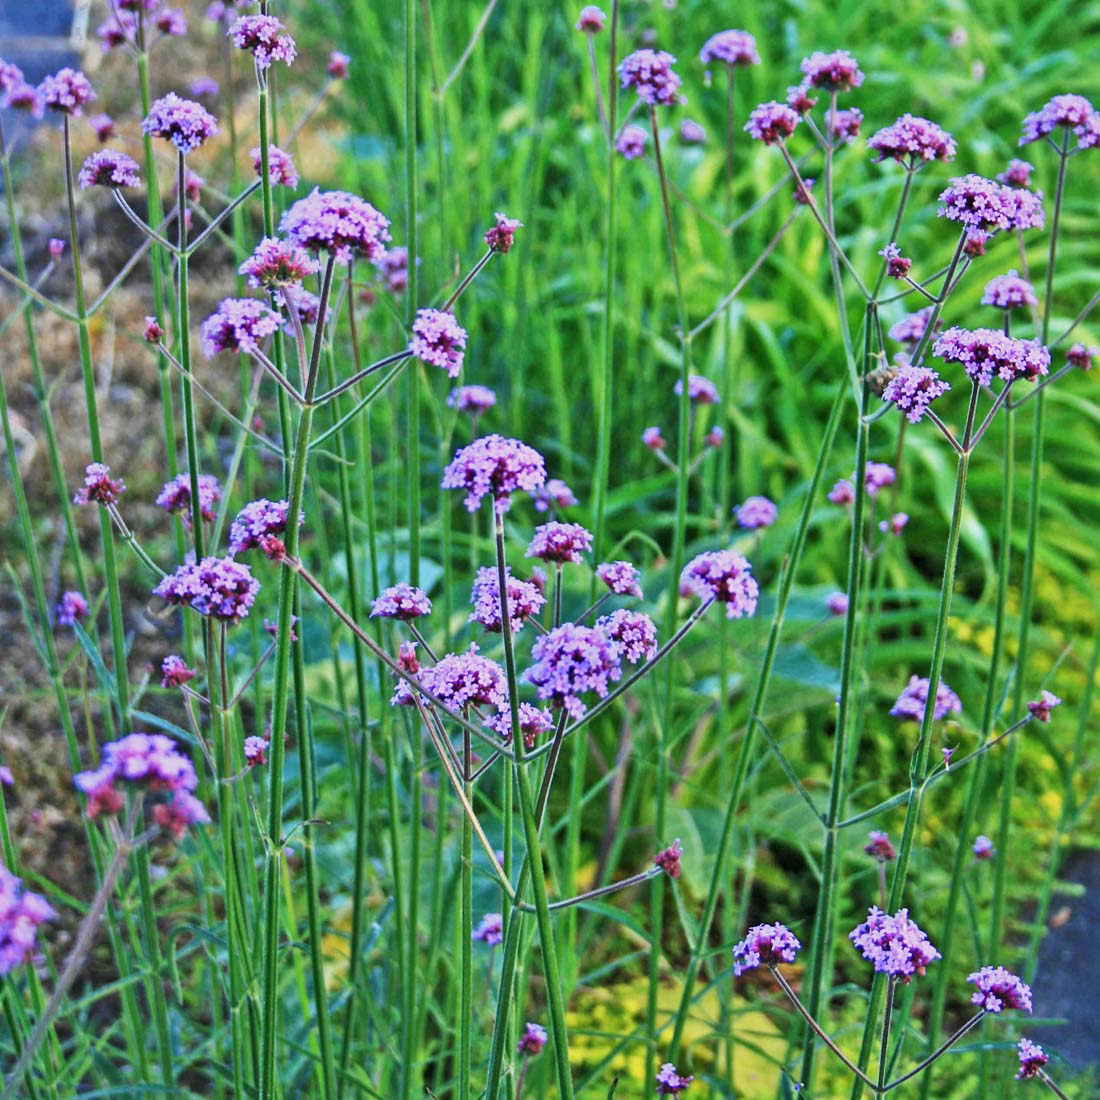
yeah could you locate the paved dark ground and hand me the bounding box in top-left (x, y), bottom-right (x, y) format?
top-left (1032, 850), bottom-right (1100, 1081)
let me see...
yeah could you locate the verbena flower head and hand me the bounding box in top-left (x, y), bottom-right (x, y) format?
top-left (732, 922), bottom-right (802, 975)
top-left (973, 835), bottom-right (995, 860)
top-left (0, 863), bottom-right (55, 976)
top-left (393, 646), bottom-right (507, 710)
top-left (1005, 187), bottom-right (1045, 231)
top-left (933, 327), bottom-right (1051, 385)
top-left (1000, 159), bottom-right (1034, 188)
top-left (679, 551), bottom-right (759, 619)
top-left (2, 69), bottom-right (42, 117)
top-left (448, 384), bottom-right (496, 414)
top-left (229, 498), bottom-right (301, 558)
top-left (376, 247), bottom-right (410, 293)
top-left (680, 119), bottom-right (706, 145)
top-left (526, 521), bottom-right (594, 564)
top-left (38, 68), bottom-right (96, 115)
top-left (889, 307), bottom-right (940, 349)
top-left (1067, 343), bottom-right (1098, 370)
top-left (56, 590), bottom-right (88, 626)
top-left (642, 426), bottom-right (666, 450)
top-left (879, 243), bottom-right (912, 279)
top-left (473, 912), bottom-right (503, 945)
top-left (828, 479), bottom-right (855, 506)
top-left (484, 212), bottom-right (523, 254)
top-left (97, 9), bottom-right (136, 48)
top-left (865, 830), bottom-right (896, 861)
top-left (524, 623), bottom-right (622, 719)
top-left (154, 557), bottom-right (259, 623)
top-left (239, 237), bottom-right (319, 289)
top-left (596, 561), bottom-right (642, 598)
top-left (89, 113), bottom-right (115, 142)
top-left (827, 591), bottom-right (849, 616)
top-left (868, 115), bottom-right (956, 165)
top-left (938, 174), bottom-right (1045, 234)
top-left (880, 512), bottom-right (909, 537)
top-left (485, 702), bottom-right (553, 749)
top-left (736, 495), bottom-right (778, 530)
top-left (0, 767), bottom-right (12, 787)
top-left (517, 1022), bottom-right (548, 1056)
top-left (49, 238), bottom-right (66, 261)
top-left (863, 462), bottom-right (896, 497)
top-left (469, 566), bottom-right (545, 633)
top-left (982, 271), bottom-right (1038, 310)
top-left (156, 472), bottom-right (222, 526)
top-left (190, 77), bottom-right (219, 98)
top-left (251, 144), bottom-right (299, 187)
top-left (142, 93), bottom-right (218, 154)
top-left (370, 583), bottom-right (432, 620)
top-left (654, 838), bottom-right (683, 878)
top-left (74, 462), bottom-right (125, 506)
top-left (244, 735), bottom-right (269, 766)
top-left (575, 5), bottom-right (606, 32)
top-left (596, 609), bottom-right (657, 664)
top-left (967, 966), bottom-right (1032, 1013)
top-left (532, 478), bottom-right (577, 513)
top-left (699, 29), bottom-right (760, 69)
top-left (200, 298), bottom-right (284, 358)
top-left (280, 189), bottom-right (392, 265)
top-left (655, 1064), bottom-right (694, 1095)
top-left (442, 435), bottom-right (546, 515)
top-left (618, 49), bottom-right (683, 106)
top-left (882, 365), bottom-right (950, 424)
top-left (78, 148), bottom-right (140, 190)
top-left (1016, 1038), bottom-right (1048, 1080)
top-left (850, 907), bottom-right (941, 981)
top-left (800, 49), bottom-right (863, 92)
top-left (787, 84), bottom-right (818, 115)
top-left (1027, 690), bottom-right (1062, 722)
top-left (828, 107), bottom-right (863, 143)
top-left (616, 124), bottom-right (647, 160)
top-left (1020, 94), bottom-right (1100, 148)
top-left (409, 309), bottom-right (467, 378)
top-left (745, 101), bottom-right (799, 145)
top-left (77, 733), bottom-right (197, 801)
top-left (674, 374), bottom-right (719, 404)
top-left (890, 674), bottom-right (962, 721)
top-left (161, 654), bottom-right (194, 688)
top-left (154, 792), bottom-right (211, 839)
top-left (228, 14), bottom-right (297, 68)
top-left (327, 51), bottom-right (350, 79)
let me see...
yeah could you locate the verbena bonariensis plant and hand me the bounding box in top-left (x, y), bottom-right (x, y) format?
top-left (0, 4), bottom-right (1095, 1099)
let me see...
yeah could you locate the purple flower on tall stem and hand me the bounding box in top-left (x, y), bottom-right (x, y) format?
top-left (1, 69), bottom-right (42, 117)
top-left (200, 298), bottom-right (284, 358)
top-left (526, 521), bottom-right (594, 565)
top-left (448, 385), bottom-right (496, 415)
top-left (615, 125), bottom-right (647, 160)
top-left (867, 115), bottom-right (957, 165)
top-left (89, 113), bottom-right (116, 142)
top-left (679, 551), bottom-right (759, 619)
top-left (826, 591), bottom-right (849, 616)
top-left (485, 703), bottom-right (553, 749)
top-left (880, 512), bottom-right (909, 536)
top-left (654, 839), bottom-right (683, 878)
top-left (77, 733), bottom-right (198, 800)
top-left (973, 835), bottom-right (995, 860)
top-left (890, 674), bottom-right (961, 721)
top-left (156, 472), bottom-right (223, 526)
top-left (0, 863), bottom-right (55, 976)
top-left (933, 327), bottom-right (1051, 385)
top-left (596, 561), bottom-right (643, 598)
top-left (154, 557), bottom-right (260, 623)
top-left (155, 9), bottom-right (187, 37)
top-left (1020, 94), bottom-right (1100, 148)
top-left (732, 922), bottom-right (802, 975)
top-left (828, 479), bottom-right (855, 506)
top-left (532, 478), bottom-right (577, 513)
top-left (849, 906), bottom-right (941, 981)
top-left (882, 365), bottom-right (950, 424)
top-left (409, 309), bottom-right (467, 377)
top-left (787, 85), bottom-right (818, 115)
top-left (967, 966), bottom-right (1032, 1013)
top-left (473, 912), bottom-right (503, 945)
top-left (375, 247), bottom-right (410, 293)
top-left (800, 49), bottom-right (863, 92)
top-left (98, 12), bottom-right (136, 50)
top-left (999, 159), bottom-right (1034, 188)
top-left (674, 374), bottom-right (719, 404)
top-left (618, 49), bottom-right (683, 106)
top-left (161, 655), bottom-right (195, 688)
top-left (244, 735), bottom-right (269, 766)
top-left (73, 462), bottom-right (125, 506)
top-left (938, 174), bottom-right (1045, 234)
top-left (484, 212), bottom-right (523, 254)
top-left (142, 93), bottom-right (218, 154)
top-left (679, 119), bottom-right (706, 145)
top-left (1027, 690), bottom-right (1062, 722)
top-left (38, 68), bottom-right (96, 115)
top-left (517, 1021), bottom-right (548, 1055)
top-left (1016, 1038), bottom-right (1048, 1079)
top-left (888, 307), bottom-right (941, 348)
top-left (154, 792), bottom-right (211, 838)
top-left (642, 426), bottom-right (666, 451)
top-left (575, 5), bottom-right (606, 33)
top-left (827, 107), bottom-right (863, 143)
top-left (699, 29), bottom-right (759, 69)
top-left (596, 609), bottom-right (658, 664)
top-left (327, 51), bottom-right (350, 79)
top-left (863, 462), bottom-right (896, 497)
top-left (865, 831), bottom-right (896, 861)
top-left (982, 271), bottom-right (1038, 309)
top-left (469, 567), bottom-right (545, 633)
top-left (239, 237), bottom-right (319, 289)
top-left (879, 243), bottom-right (911, 279)
top-left (655, 1063), bottom-right (694, 1095)
top-left (393, 647), bottom-right (507, 710)
top-left (370, 583), bottom-right (432, 620)
top-left (56, 590), bottom-right (88, 626)
top-left (745, 101), bottom-right (799, 145)
top-left (228, 14), bottom-right (297, 68)
top-left (229, 499), bottom-right (302, 558)
top-left (250, 145), bottom-right (298, 188)
top-left (524, 623), bottom-right (622, 719)
top-left (1067, 343), bottom-right (1097, 370)
top-left (441, 435), bottom-right (547, 515)
top-left (736, 495), bottom-right (778, 530)
top-left (280, 189), bottom-right (392, 265)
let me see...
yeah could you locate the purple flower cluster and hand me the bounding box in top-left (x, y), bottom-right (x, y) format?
top-left (879, 243), bottom-right (912, 279)
top-left (801, 49), bottom-right (863, 91)
top-left (526, 522), bottom-right (593, 564)
top-left (161, 654), bottom-right (194, 688)
top-left (736, 495), bottom-right (778, 530)
top-left (828, 107), bottom-right (863, 143)
top-left (38, 68), bottom-right (96, 115)
top-left (142, 93), bottom-right (218, 154)
top-left (982, 271), bottom-right (1037, 310)
top-left (517, 1021), bottom-right (548, 1056)
top-left (472, 912), bottom-right (503, 945)
top-left (679, 119), bottom-right (706, 145)
top-left (156, 472), bottom-right (222, 526)
top-left (938, 174), bottom-right (1045, 235)
top-left (745, 101), bottom-right (800, 145)
top-left (239, 237), bottom-right (319, 289)
top-left (699, 29), bottom-right (759, 69)
top-left (849, 907), bottom-right (941, 981)
top-left (1067, 343), bottom-right (1097, 370)
top-left (826, 591), bottom-right (849, 616)
top-left (596, 609), bottom-right (657, 664)
top-left (679, 550), bottom-right (760, 619)
top-left (933, 327), bottom-right (1051, 385)
top-left (409, 309), bottom-right (467, 378)
top-left (863, 462), bottom-right (897, 497)
top-left (868, 115), bottom-right (956, 164)
top-left (973, 835), bottom-right (995, 860)
top-left (251, 144), bottom-right (299, 187)
top-left (469, 566), bottom-right (545, 633)
top-left (654, 838), bottom-right (682, 878)
top-left (200, 298), bottom-right (284, 358)
top-left (1016, 1038), bottom-right (1048, 1080)
top-left (532, 478), bottom-right (577, 513)
top-left (865, 831), bottom-right (896, 861)
top-left (73, 462), bottom-right (125, 506)
top-left (154, 556), bottom-right (260, 623)
top-left (442, 435), bottom-right (547, 515)
top-left (56, 590), bottom-right (88, 626)
top-left (967, 965), bottom-right (1032, 1013)
top-left (524, 623), bottom-right (622, 719)
top-left (244, 735), bottom-right (269, 766)
top-left (732, 922), bottom-right (802, 975)
top-left (882, 365), bottom-right (950, 424)
top-left (1020, 94), bottom-right (1100, 148)
top-left (448, 385), bottom-right (496, 415)
top-left (229, 499), bottom-right (301, 557)
top-left (655, 1064), bottom-right (694, 1095)
top-left (371, 583), bottom-right (432, 620)
top-left (394, 648), bottom-right (507, 711)
top-left (484, 703), bottom-right (553, 749)
top-left (642, 426), bottom-right (666, 450)
top-left (484, 212), bottom-right (523, 254)
top-left (0, 862), bottom-right (55, 976)
top-left (78, 149), bottom-right (140, 190)
top-left (0, 60), bottom-right (42, 117)
top-left (1027, 690), bottom-right (1062, 723)
top-left (228, 15), bottom-right (297, 68)
top-left (327, 51), bottom-right (350, 79)
top-left (596, 560), bottom-right (642, 598)
top-left (280, 189), bottom-right (392, 265)
top-left (575, 6), bottom-right (605, 33)
top-left (615, 125), bottom-right (647, 160)
top-left (888, 306), bottom-right (940, 348)
top-left (889, 675), bottom-right (962, 721)
top-left (674, 374), bottom-right (719, 404)
top-left (1000, 159), bottom-right (1034, 188)
top-left (376, 247), bottom-right (410, 294)
top-left (618, 49), bottom-right (683, 107)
